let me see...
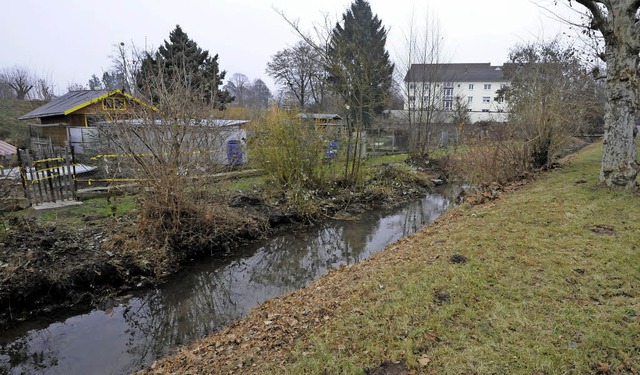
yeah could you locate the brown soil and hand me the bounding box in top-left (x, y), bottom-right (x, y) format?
top-left (0, 216), bottom-right (153, 329)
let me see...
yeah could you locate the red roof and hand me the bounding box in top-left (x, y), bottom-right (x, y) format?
top-left (0, 140), bottom-right (17, 157)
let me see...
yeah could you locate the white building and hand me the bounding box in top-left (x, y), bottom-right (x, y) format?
top-left (404, 63), bottom-right (509, 123)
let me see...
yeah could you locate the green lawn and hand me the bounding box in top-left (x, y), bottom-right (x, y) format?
top-left (281, 142), bottom-right (640, 374)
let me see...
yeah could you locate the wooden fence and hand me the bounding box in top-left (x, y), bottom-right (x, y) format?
top-left (17, 146), bottom-right (78, 206)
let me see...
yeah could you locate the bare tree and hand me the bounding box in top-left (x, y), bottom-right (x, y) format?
top-left (66, 82), bottom-right (85, 92)
top-left (223, 75), bottom-right (273, 110)
top-left (34, 78), bottom-right (55, 100)
top-left (246, 78), bottom-right (272, 109)
top-left (0, 81), bottom-right (13, 99)
top-left (0, 66), bottom-right (35, 100)
top-left (567, 1), bottom-right (639, 189)
top-left (266, 41), bottom-right (326, 111)
top-left (224, 73), bottom-right (251, 106)
top-left (396, 11), bottom-right (450, 159)
top-left (276, 1), bottom-right (394, 184)
top-left (500, 38), bottom-right (604, 167)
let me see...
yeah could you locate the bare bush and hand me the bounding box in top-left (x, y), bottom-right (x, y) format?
top-left (444, 135), bottom-right (530, 185)
top-left (444, 39), bottom-right (603, 186)
top-left (98, 50), bottom-right (264, 267)
top-left (500, 38), bottom-right (603, 168)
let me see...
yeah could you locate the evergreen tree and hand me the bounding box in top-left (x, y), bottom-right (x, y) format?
top-left (327, 0), bottom-right (394, 128)
top-left (137, 25), bottom-right (232, 109)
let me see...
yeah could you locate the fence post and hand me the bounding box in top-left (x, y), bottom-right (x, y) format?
top-left (70, 146), bottom-right (78, 200)
top-left (43, 154), bottom-right (56, 203)
top-left (392, 129), bottom-right (396, 153)
top-left (16, 150), bottom-right (32, 206)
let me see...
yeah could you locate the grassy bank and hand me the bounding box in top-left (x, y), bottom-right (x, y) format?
top-left (144, 142), bottom-right (639, 374)
top-left (0, 99), bottom-right (45, 147)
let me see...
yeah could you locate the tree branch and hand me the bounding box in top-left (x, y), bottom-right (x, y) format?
top-left (574, 0), bottom-right (608, 31)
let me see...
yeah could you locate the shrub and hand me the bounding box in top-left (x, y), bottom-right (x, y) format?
top-left (248, 108), bottom-right (333, 191)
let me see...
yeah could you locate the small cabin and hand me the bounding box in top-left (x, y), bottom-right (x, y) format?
top-left (19, 89), bottom-right (153, 150)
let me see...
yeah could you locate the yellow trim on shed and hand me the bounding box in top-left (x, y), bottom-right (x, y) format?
top-left (63, 89), bottom-right (157, 115)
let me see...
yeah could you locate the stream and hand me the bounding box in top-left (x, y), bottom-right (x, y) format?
top-left (0, 187), bottom-right (454, 374)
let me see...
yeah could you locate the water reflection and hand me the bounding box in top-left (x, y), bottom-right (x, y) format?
top-left (0, 191), bottom-right (451, 374)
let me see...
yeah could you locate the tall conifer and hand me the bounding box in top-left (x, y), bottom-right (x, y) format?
top-left (138, 25), bottom-right (232, 109)
top-left (327, 0), bottom-right (394, 128)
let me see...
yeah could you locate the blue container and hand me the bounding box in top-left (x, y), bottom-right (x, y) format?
top-left (226, 140), bottom-right (243, 165)
top-left (326, 141), bottom-right (339, 159)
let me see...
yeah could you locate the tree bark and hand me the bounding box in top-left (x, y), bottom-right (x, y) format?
top-left (574, 0), bottom-right (640, 189)
top-left (600, 48), bottom-right (639, 188)
top-left (597, 2), bottom-right (640, 189)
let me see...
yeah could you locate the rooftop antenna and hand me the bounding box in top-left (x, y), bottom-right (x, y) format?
top-left (120, 42), bottom-right (127, 93)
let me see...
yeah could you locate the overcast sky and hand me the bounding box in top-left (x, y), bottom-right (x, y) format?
top-left (1, 0), bottom-right (583, 95)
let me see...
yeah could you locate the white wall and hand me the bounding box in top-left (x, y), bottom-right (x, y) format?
top-left (405, 79), bottom-right (509, 123)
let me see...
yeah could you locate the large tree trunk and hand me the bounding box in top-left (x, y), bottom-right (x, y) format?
top-left (599, 39), bottom-right (639, 189)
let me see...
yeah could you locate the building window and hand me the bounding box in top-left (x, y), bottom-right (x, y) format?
top-left (409, 83), bottom-right (415, 90)
top-left (484, 84), bottom-right (492, 90)
top-left (103, 97), bottom-right (126, 110)
top-left (468, 84), bottom-right (474, 90)
top-left (482, 96), bottom-right (491, 103)
top-left (497, 97), bottom-right (504, 104)
top-left (443, 87), bottom-right (453, 100)
top-left (408, 96), bottom-right (415, 104)
top-left (443, 100), bottom-right (453, 111)
top-left (423, 95), bottom-right (429, 102)
top-left (482, 109), bottom-right (490, 112)
top-left (500, 84), bottom-right (506, 89)
top-left (444, 82), bottom-right (453, 88)
top-left (467, 96), bottom-right (473, 104)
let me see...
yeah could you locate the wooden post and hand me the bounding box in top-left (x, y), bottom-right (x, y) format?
top-left (43, 153), bottom-right (56, 203)
top-left (70, 146), bottom-right (78, 200)
top-left (16, 150), bottom-right (32, 206)
top-left (55, 150), bottom-right (65, 200)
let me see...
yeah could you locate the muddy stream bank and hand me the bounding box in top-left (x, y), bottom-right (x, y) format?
top-left (0, 186), bottom-right (455, 374)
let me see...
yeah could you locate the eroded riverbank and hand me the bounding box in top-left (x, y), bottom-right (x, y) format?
top-left (1, 186), bottom-right (454, 374)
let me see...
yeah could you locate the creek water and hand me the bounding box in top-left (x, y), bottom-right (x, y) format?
top-left (0, 187), bottom-right (455, 374)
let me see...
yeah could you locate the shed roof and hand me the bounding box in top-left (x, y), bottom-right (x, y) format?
top-left (405, 63), bottom-right (508, 83)
top-left (18, 89), bottom-right (152, 120)
top-left (0, 140), bottom-right (17, 157)
top-left (298, 113), bottom-right (343, 120)
top-left (207, 119), bottom-right (250, 127)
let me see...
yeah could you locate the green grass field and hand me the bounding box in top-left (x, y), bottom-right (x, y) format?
top-left (278, 142), bottom-right (640, 374)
